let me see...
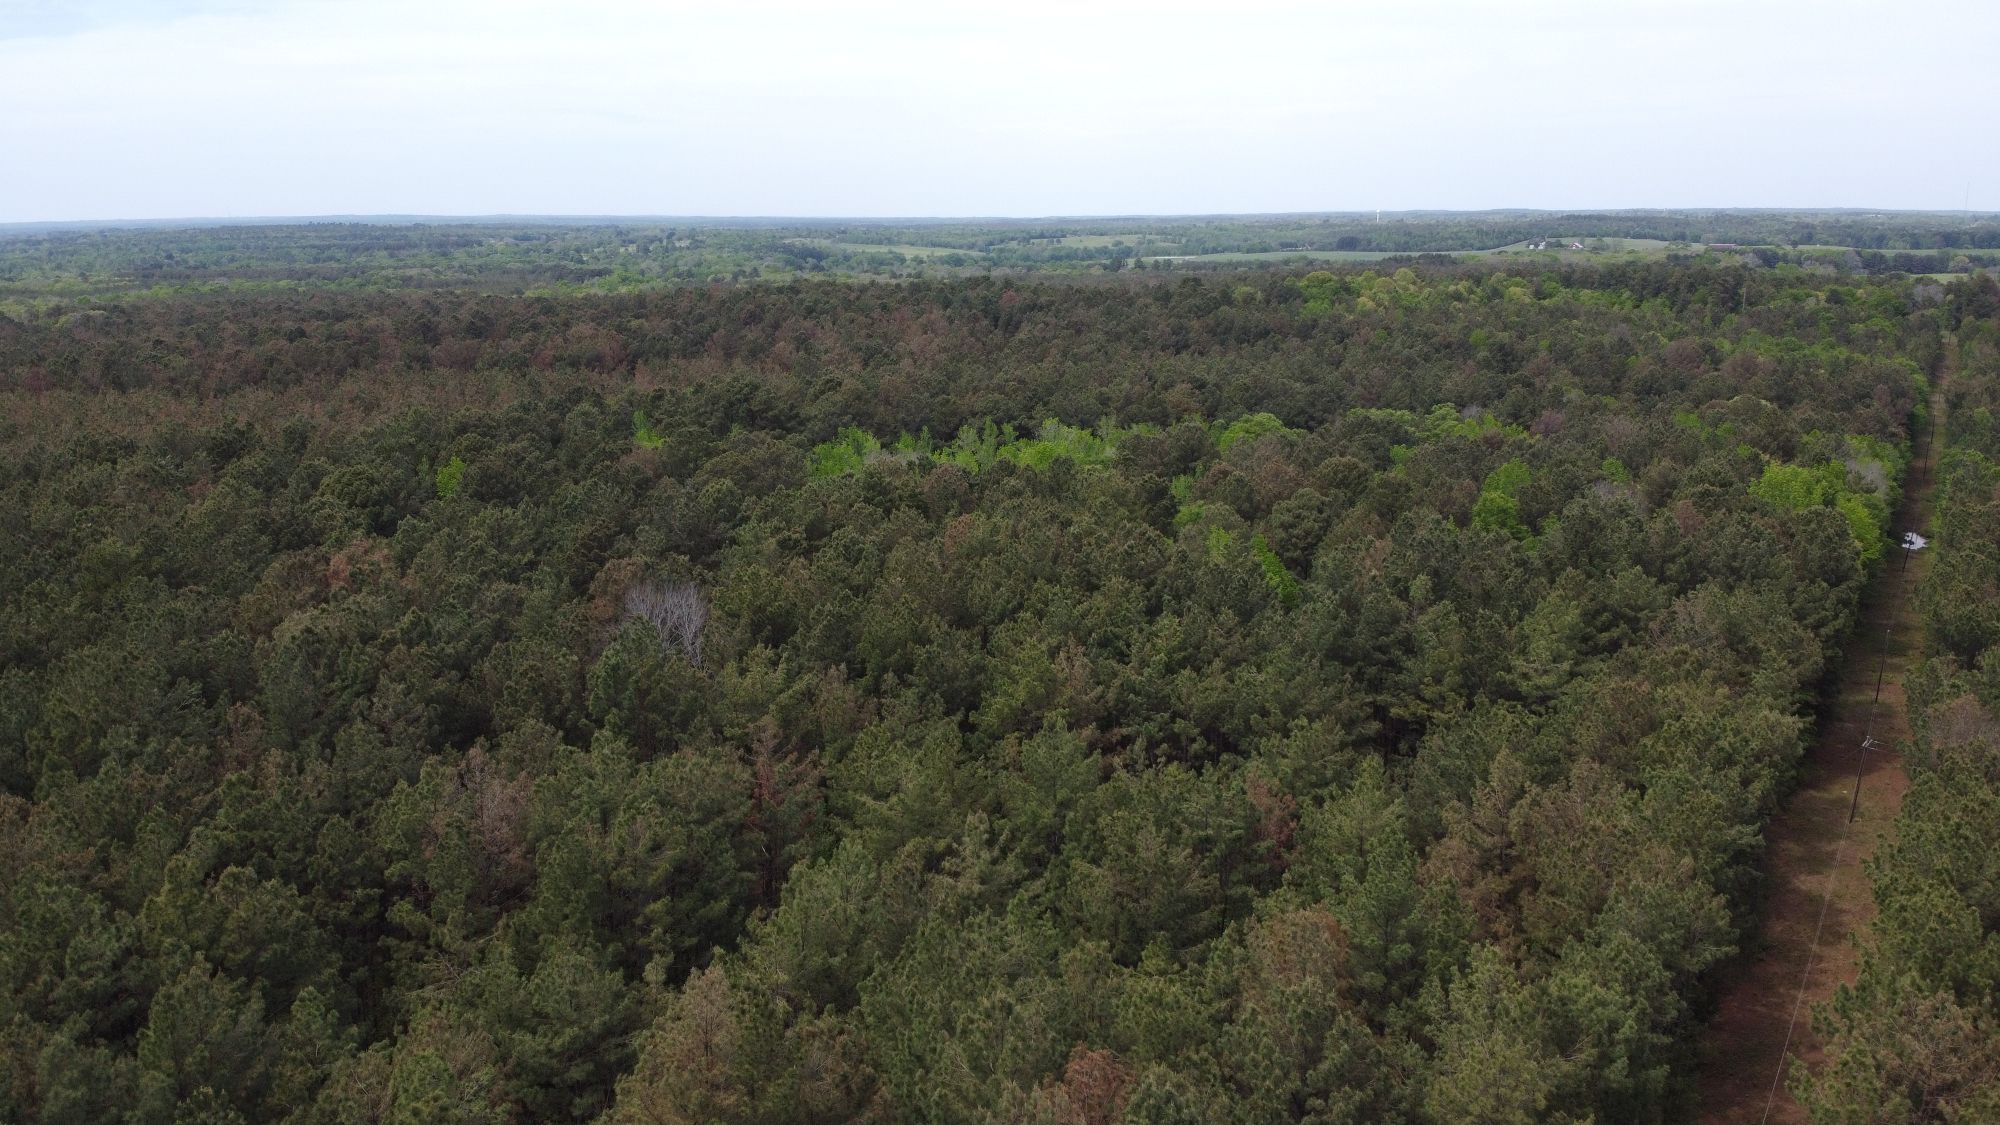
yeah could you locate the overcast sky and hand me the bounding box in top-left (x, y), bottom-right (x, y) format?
top-left (3, 0), bottom-right (1996, 222)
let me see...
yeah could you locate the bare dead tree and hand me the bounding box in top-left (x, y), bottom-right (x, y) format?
top-left (623, 580), bottom-right (709, 667)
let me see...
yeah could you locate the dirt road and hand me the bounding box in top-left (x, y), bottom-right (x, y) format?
top-left (1695, 387), bottom-right (1942, 1124)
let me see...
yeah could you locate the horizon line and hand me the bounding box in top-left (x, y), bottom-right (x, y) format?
top-left (7, 206), bottom-right (2000, 233)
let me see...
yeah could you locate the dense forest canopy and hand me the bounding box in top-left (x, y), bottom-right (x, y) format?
top-left (2, 220), bottom-right (1997, 1122)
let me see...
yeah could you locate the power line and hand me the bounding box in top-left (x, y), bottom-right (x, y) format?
top-left (1760, 813), bottom-right (1855, 1125)
top-left (1759, 386), bottom-right (1937, 1124)
top-left (1848, 398), bottom-right (1935, 824)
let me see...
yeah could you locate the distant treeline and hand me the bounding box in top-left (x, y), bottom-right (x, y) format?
top-left (3, 211), bottom-right (1999, 298)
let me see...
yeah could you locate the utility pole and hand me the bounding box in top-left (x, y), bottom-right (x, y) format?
top-left (1849, 404), bottom-right (1933, 822)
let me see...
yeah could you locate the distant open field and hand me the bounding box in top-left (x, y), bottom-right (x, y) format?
top-left (1151, 237), bottom-right (1720, 265)
top-left (1487, 237), bottom-right (1685, 253)
top-left (1028, 234), bottom-right (1145, 248)
top-left (802, 239), bottom-right (981, 259)
top-left (1144, 249), bottom-right (1424, 263)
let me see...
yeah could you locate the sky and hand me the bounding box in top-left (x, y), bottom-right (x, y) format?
top-left (2, 0), bottom-right (1997, 222)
